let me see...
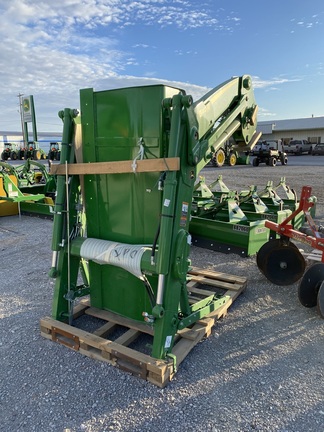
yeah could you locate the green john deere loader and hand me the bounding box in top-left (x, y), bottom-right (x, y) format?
top-left (43, 76), bottom-right (259, 383)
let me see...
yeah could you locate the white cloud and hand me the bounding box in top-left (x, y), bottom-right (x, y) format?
top-left (252, 76), bottom-right (302, 89)
top-left (257, 107), bottom-right (277, 118)
top-left (132, 44), bottom-right (151, 48)
top-left (290, 12), bottom-right (322, 31)
top-left (1, 2), bottom-right (322, 130)
top-left (93, 74), bottom-right (210, 102)
top-left (0, 1), bottom-right (242, 131)
top-left (0, 0), bottom-right (228, 31)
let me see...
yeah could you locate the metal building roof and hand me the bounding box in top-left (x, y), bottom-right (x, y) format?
top-left (258, 116), bottom-right (324, 132)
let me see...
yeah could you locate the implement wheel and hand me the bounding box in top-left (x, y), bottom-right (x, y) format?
top-left (256, 239), bottom-right (305, 285)
top-left (298, 263), bottom-right (324, 308)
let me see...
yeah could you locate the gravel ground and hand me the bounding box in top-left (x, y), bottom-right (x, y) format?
top-left (0, 164), bottom-right (324, 432)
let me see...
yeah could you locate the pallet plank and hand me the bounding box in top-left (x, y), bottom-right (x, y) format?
top-left (305, 249), bottom-right (323, 262)
top-left (93, 321), bottom-right (117, 338)
top-left (189, 266), bottom-right (247, 284)
top-left (50, 157), bottom-right (180, 175)
top-left (85, 307), bottom-right (154, 336)
top-left (114, 329), bottom-right (141, 347)
top-left (172, 322), bottom-right (213, 364)
top-left (188, 274), bottom-right (244, 291)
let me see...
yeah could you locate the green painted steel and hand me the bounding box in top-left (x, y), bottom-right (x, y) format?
top-left (80, 86), bottom-right (182, 327)
top-left (50, 77), bottom-right (258, 359)
top-left (190, 176), bottom-right (302, 255)
top-left (190, 213), bottom-right (269, 256)
top-left (50, 108), bottom-right (82, 320)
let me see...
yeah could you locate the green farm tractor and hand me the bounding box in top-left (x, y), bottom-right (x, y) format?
top-left (47, 76), bottom-right (258, 367)
top-left (1, 143), bottom-right (18, 161)
top-left (18, 142), bottom-right (46, 160)
top-left (47, 142), bottom-right (61, 161)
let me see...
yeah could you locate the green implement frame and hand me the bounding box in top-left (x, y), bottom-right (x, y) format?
top-left (0, 162), bottom-right (45, 203)
top-left (0, 160), bottom-right (56, 218)
top-left (49, 76), bottom-right (258, 360)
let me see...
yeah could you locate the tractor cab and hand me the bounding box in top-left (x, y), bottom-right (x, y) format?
top-left (48, 142), bottom-right (61, 161)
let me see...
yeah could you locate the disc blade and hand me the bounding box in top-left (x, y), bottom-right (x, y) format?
top-left (317, 280), bottom-right (324, 318)
top-left (298, 263), bottom-right (324, 307)
top-left (262, 243), bottom-right (306, 286)
top-left (256, 240), bottom-right (277, 274)
top-left (256, 239), bottom-right (298, 275)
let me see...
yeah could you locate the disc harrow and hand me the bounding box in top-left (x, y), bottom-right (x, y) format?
top-left (256, 186), bottom-right (324, 318)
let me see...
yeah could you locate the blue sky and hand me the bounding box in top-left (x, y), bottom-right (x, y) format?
top-left (0, 0), bottom-right (323, 133)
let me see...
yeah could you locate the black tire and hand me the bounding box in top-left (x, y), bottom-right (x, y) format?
top-left (10, 151), bottom-right (17, 160)
top-left (269, 157), bottom-right (277, 166)
top-left (55, 151), bottom-right (61, 161)
top-left (252, 157), bottom-right (259, 166)
top-left (211, 148), bottom-right (226, 167)
top-left (33, 150), bottom-right (41, 160)
top-left (281, 157), bottom-right (288, 165)
top-left (1, 151), bottom-right (7, 160)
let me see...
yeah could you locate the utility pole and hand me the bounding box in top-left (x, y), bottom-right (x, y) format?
top-left (17, 93), bottom-right (26, 146)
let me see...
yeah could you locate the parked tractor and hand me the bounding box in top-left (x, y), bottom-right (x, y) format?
top-left (17, 142), bottom-right (46, 160)
top-left (211, 144), bottom-right (239, 167)
top-left (47, 142), bottom-right (61, 161)
top-left (210, 133), bottom-right (261, 167)
top-left (251, 140), bottom-right (288, 167)
top-left (1, 143), bottom-right (18, 161)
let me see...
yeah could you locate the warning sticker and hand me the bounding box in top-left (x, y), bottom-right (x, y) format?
top-left (182, 202), bottom-right (189, 215)
top-left (164, 199), bottom-right (171, 207)
top-left (180, 202), bottom-right (189, 227)
top-left (165, 336), bottom-right (172, 348)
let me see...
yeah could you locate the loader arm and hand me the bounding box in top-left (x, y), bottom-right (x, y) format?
top-left (185, 75), bottom-right (258, 172)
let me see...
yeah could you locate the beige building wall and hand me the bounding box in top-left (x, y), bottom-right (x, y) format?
top-left (257, 117), bottom-right (324, 146)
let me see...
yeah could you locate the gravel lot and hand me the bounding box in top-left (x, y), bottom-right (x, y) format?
top-left (1, 163), bottom-right (323, 432)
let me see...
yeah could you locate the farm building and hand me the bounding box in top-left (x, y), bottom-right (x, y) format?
top-left (257, 116), bottom-right (324, 145)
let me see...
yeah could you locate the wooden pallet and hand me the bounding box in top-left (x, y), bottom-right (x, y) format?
top-left (305, 249), bottom-right (324, 263)
top-left (40, 267), bottom-right (246, 387)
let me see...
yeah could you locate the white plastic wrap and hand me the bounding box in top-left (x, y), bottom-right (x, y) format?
top-left (80, 238), bottom-right (149, 279)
